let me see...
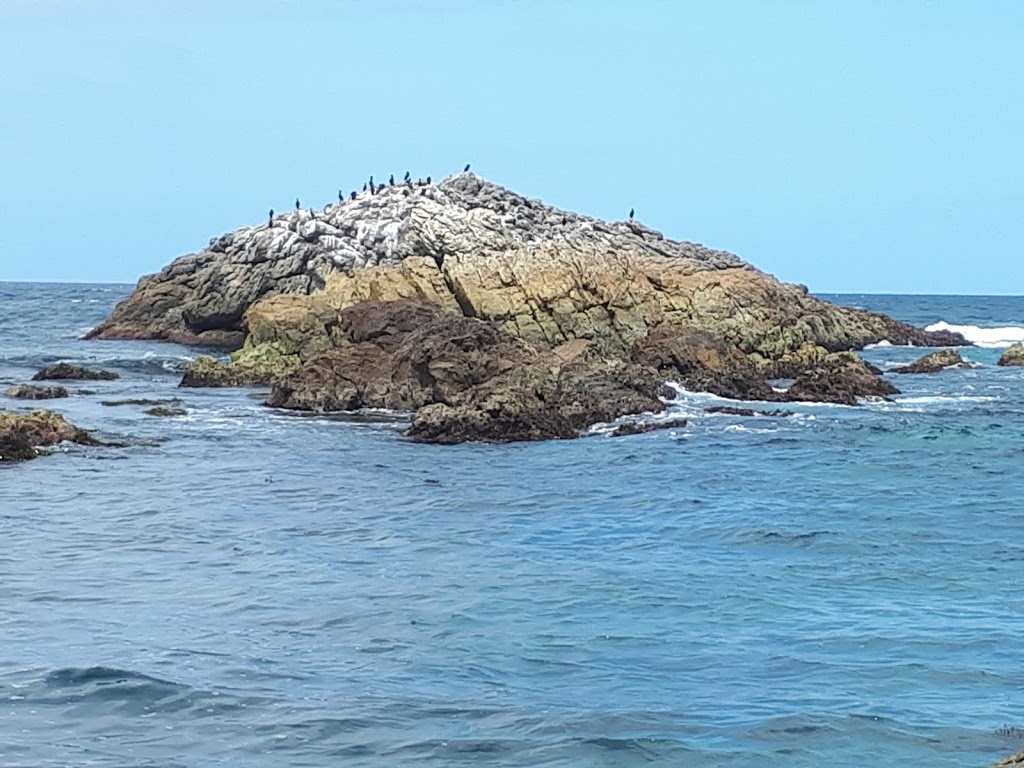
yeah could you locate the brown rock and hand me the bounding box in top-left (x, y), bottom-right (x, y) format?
top-left (4, 384), bottom-right (70, 400)
top-left (892, 348), bottom-right (967, 374)
top-left (785, 352), bottom-right (899, 405)
top-left (0, 409), bottom-right (99, 461)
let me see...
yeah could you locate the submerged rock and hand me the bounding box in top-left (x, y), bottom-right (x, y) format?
top-left (144, 407), bottom-right (189, 417)
top-left (892, 348), bottom-right (968, 373)
top-left (4, 384), bottom-right (70, 400)
top-left (703, 406), bottom-right (795, 417)
top-left (610, 418), bottom-right (688, 437)
top-left (0, 409), bottom-right (99, 461)
top-left (997, 343), bottom-right (1024, 367)
top-left (33, 363), bottom-right (119, 381)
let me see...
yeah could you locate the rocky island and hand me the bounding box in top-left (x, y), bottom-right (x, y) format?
top-left (90, 172), bottom-right (965, 443)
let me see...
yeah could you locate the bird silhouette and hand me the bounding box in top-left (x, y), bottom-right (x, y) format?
top-left (338, 190), bottom-right (343, 202)
top-left (403, 171), bottom-right (411, 182)
top-left (350, 191), bottom-right (356, 200)
top-left (389, 174), bottom-right (395, 186)
top-left (295, 198), bottom-right (300, 210)
top-left (464, 164), bottom-right (471, 172)
top-left (362, 183), bottom-right (367, 192)
top-left (426, 176), bottom-right (432, 184)
top-left (268, 209), bottom-right (274, 225)
top-left (629, 208), bottom-right (634, 220)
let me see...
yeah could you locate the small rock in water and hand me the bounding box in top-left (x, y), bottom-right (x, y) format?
top-left (144, 407), bottom-right (189, 417)
top-left (611, 418), bottom-right (688, 438)
top-left (893, 348), bottom-right (969, 374)
top-left (32, 362), bottom-right (119, 381)
top-left (997, 343), bottom-right (1024, 367)
top-left (4, 384), bottom-right (70, 400)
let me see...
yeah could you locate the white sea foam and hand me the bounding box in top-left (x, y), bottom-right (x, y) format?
top-left (925, 321), bottom-right (1024, 348)
top-left (864, 339), bottom-right (895, 349)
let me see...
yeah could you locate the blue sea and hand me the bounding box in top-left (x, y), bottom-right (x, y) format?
top-left (1, 282), bottom-right (1023, 768)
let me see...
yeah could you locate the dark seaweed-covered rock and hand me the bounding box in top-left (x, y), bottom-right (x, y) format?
top-left (786, 353), bottom-right (899, 405)
top-left (704, 406), bottom-right (795, 417)
top-left (33, 363), bottom-right (119, 381)
top-left (267, 300), bottom-right (666, 443)
top-left (4, 384), bottom-right (70, 400)
top-left (610, 418), bottom-right (688, 437)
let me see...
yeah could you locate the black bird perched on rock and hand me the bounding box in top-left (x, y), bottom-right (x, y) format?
top-left (403, 171), bottom-right (410, 182)
top-left (464, 164), bottom-right (471, 172)
top-left (350, 191), bottom-right (357, 200)
top-left (426, 175), bottom-right (431, 184)
top-left (295, 198), bottom-right (300, 210)
top-left (268, 209), bottom-right (274, 226)
top-left (338, 190), bottom-right (343, 202)
top-left (629, 208), bottom-right (634, 220)
top-left (362, 183), bottom-right (367, 192)
top-left (389, 174), bottom-right (395, 186)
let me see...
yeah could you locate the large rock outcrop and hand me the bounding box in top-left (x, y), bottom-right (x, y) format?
top-left (91, 172), bottom-right (969, 442)
top-left (90, 173), bottom-right (963, 356)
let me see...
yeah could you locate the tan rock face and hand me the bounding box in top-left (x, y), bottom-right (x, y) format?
top-left (90, 172), bottom-right (962, 358)
top-left (997, 342), bottom-right (1024, 367)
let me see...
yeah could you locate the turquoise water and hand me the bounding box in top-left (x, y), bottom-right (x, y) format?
top-left (1, 283), bottom-right (1023, 767)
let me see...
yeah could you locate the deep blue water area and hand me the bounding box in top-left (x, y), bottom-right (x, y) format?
top-left (2, 282), bottom-right (1024, 767)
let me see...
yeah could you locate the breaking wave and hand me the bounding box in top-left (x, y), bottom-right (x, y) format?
top-left (925, 321), bottom-right (1024, 348)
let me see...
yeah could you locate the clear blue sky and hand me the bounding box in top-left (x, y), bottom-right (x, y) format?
top-left (1, 0), bottom-right (1021, 293)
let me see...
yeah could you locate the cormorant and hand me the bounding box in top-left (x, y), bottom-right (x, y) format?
top-left (403, 171), bottom-right (410, 182)
top-left (363, 183), bottom-right (367, 192)
top-left (629, 208), bottom-right (634, 220)
top-left (464, 164), bottom-right (471, 172)
top-left (295, 198), bottom-right (300, 210)
top-left (426, 176), bottom-right (432, 184)
top-left (338, 190), bottom-right (343, 202)
top-left (389, 174), bottom-right (395, 186)
top-left (370, 180), bottom-right (376, 194)
top-left (350, 191), bottom-right (357, 200)
top-left (268, 209), bottom-right (274, 226)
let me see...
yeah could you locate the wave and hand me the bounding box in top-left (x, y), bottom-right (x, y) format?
top-left (925, 321), bottom-right (1024, 348)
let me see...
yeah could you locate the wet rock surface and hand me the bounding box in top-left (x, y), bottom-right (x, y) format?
top-left (785, 352), bottom-right (900, 405)
top-left (4, 384), bottom-right (70, 400)
top-left (33, 363), bottom-right (119, 381)
top-left (610, 418), bottom-right (689, 437)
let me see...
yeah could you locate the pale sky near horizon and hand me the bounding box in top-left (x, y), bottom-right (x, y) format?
top-left (0, 0), bottom-right (1021, 293)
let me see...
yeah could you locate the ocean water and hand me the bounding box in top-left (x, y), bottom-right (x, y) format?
top-left (1, 282), bottom-right (1023, 768)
